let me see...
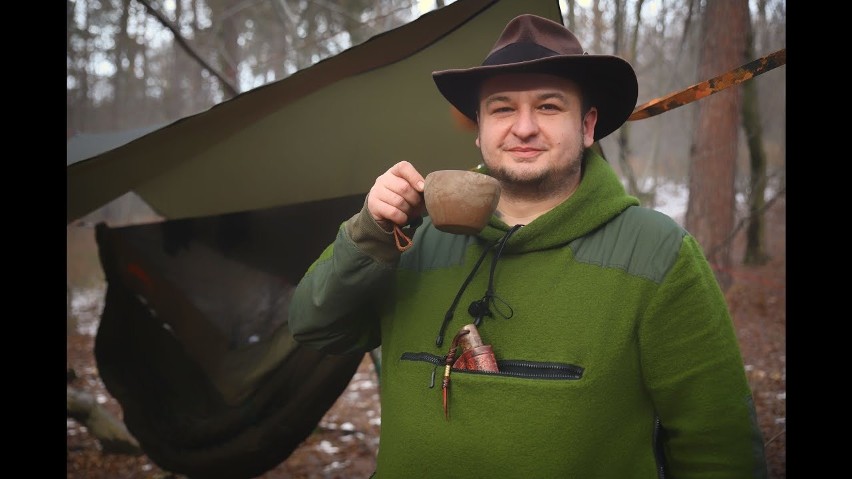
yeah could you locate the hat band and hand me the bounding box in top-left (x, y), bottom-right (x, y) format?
top-left (482, 42), bottom-right (562, 67)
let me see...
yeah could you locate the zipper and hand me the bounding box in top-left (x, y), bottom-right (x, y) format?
top-left (401, 351), bottom-right (584, 381)
top-left (653, 415), bottom-right (667, 479)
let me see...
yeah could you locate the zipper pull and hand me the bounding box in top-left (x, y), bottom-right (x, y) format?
top-left (441, 363), bottom-right (452, 419)
top-left (442, 329), bottom-right (470, 420)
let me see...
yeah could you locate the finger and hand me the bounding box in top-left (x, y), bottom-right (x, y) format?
top-left (369, 186), bottom-right (407, 226)
top-left (369, 178), bottom-right (417, 226)
top-left (368, 163), bottom-right (425, 226)
top-left (386, 161), bottom-right (426, 217)
top-left (387, 161), bottom-right (426, 194)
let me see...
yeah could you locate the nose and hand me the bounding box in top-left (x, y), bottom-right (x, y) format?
top-left (511, 107), bottom-right (539, 138)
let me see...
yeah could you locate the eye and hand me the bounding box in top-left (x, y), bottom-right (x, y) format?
top-left (488, 105), bottom-right (514, 115)
top-left (538, 103), bottom-right (562, 112)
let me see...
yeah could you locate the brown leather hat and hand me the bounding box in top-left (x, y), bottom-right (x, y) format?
top-left (432, 14), bottom-right (638, 141)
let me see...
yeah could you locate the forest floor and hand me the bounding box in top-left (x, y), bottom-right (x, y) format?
top-left (67, 196), bottom-right (785, 479)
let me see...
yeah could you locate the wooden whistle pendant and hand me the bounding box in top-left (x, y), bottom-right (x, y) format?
top-left (441, 323), bottom-right (501, 420)
top-left (454, 324), bottom-right (500, 372)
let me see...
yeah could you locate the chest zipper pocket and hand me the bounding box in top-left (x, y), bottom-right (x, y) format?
top-left (402, 351), bottom-right (584, 420)
top-left (401, 351), bottom-right (584, 382)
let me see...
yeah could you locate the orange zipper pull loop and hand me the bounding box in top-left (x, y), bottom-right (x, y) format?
top-left (442, 329), bottom-right (470, 420)
top-left (393, 224), bottom-right (414, 252)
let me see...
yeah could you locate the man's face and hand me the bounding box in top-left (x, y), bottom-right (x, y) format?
top-left (475, 73), bottom-right (597, 197)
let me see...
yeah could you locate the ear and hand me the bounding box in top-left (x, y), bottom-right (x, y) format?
top-left (582, 107), bottom-right (598, 148)
top-left (474, 111), bottom-right (481, 148)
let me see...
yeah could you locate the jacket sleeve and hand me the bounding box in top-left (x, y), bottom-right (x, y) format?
top-left (287, 199), bottom-right (410, 354)
top-left (639, 234), bottom-right (769, 478)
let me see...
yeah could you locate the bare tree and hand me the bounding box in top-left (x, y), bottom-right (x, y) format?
top-left (590, 0), bottom-right (604, 54)
top-left (565, 0), bottom-right (577, 31)
top-left (112, 0), bottom-right (131, 127)
top-left (684, 0), bottom-right (750, 291)
top-left (67, 0), bottom-right (81, 135)
top-left (741, 4), bottom-right (771, 266)
top-left (67, 0), bottom-right (96, 133)
top-left (202, 0), bottom-right (243, 97)
top-left (614, 0), bottom-right (651, 204)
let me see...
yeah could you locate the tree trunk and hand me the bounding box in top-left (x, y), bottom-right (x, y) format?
top-left (684, 0), bottom-right (749, 291)
top-left (646, 0), bottom-right (672, 185)
top-left (116, 0), bottom-right (132, 129)
top-left (616, 0), bottom-right (651, 205)
top-left (591, 0), bottom-right (604, 55)
top-left (741, 6), bottom-right (770, 266)
top-left (213, 0), bottom-right (244, 98)
top-left (565, 0), bottom-right (576, 32)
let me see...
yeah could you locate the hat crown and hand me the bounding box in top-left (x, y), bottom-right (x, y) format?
top-left (486, 14), bottom-right (585, 64)
top-left (431, 14), bottom-right (638, 141)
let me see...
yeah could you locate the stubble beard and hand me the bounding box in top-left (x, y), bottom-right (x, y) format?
top-left (483, 136), bottom-right (586, 203)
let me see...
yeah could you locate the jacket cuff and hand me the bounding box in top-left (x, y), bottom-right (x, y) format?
top-left (344, 197), bottom-right (406, 264)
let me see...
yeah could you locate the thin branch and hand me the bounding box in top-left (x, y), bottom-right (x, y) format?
top-left (248, 2), bottom-right (421, 74)
top-left (706, 179), bottom-right (785, 259)
top-left (135, 0), bottom-right (239, 97)
top-left (764, 427), bottom-right (785, 446)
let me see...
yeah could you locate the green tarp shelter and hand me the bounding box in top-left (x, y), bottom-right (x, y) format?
top-left (68, 0), bottom-right (562, 224)
top-left (69, 1), bottom-right (564, 477)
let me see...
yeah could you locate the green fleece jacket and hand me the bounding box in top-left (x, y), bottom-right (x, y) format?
top-left (288, 150), bottom-right (768, 478)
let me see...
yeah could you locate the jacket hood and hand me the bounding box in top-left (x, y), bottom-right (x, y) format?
top-left (478, 149), bottom-right (639, 253)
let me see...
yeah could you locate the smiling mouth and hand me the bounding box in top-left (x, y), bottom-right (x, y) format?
top-left (507, 147), bottom-right (543, 159)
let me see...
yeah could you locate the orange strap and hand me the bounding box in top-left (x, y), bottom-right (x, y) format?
top-left (628, 48), bottom-right (786, 121)
top-left (393, 224), bottom-right (414, 252)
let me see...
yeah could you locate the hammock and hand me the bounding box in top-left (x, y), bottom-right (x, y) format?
top-left (93, 194), bottom-right (366, 479)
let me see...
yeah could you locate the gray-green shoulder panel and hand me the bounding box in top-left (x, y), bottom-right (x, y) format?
top-left (398, 218), bottom-right (477, 272)
top-left (570, 206), bottom-right (686, 284)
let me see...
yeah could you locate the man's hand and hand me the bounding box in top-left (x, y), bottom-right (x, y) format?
top-left (367, 161), bottom-right (426, 231)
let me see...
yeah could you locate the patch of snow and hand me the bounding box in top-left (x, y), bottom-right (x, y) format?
top-left (70, 286), bottom-right (106, 336)
top-left (317, 440), bottom-right (339, 454)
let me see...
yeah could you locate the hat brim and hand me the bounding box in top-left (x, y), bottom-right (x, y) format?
top-left (432, 55), bottom-right (638, 141)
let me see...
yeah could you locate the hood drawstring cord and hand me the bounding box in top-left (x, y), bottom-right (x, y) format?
top-left (470, 224), bottom-right (520, 326)
top-left (435, 243), bottom-right (493, 347)
top-left (435, 224), bottom-right (523, 347)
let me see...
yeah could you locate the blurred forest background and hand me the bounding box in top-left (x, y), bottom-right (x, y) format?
top-left (67, 0), bottom-right (786, 284)
top-left (67, 0), bottom-right (786, 477)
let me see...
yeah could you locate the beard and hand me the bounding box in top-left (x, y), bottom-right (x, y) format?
top-left (483, 133), bottom-right (586, 203)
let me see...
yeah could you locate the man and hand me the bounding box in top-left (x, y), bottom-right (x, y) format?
top-left (289, 14), bottom-right (768, 478)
